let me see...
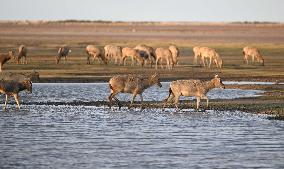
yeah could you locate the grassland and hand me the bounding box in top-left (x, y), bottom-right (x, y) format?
top-left (0, 21), bottom-right (284, 82)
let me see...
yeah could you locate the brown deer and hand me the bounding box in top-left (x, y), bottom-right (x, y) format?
top-left (0, 51), bottom-right (13, 71)
top-left (56, 46), bottom-right (71, 64)
top-left (17, 45), bottom-right (28, 64)
top-left (0, 79), bottom-right (32, 110)
top-left (108, 73), bottom-right (162, 108)
top-left (134, 44), bottom-right (156, 67)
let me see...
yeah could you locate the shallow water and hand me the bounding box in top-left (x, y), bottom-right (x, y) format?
top-left (224, 81), bottom-right (284, 85)
top-left (0, 83), bottom-right (283, 168)
top-left (25, 82), bottom-right (264, 104)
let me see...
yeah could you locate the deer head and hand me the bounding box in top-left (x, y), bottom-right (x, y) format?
top-left (212, 74), bottom-right (225, 89)
top-left (150, 73), bottom-right (162, 87)
top-left (23, 80), bottom-right (32, 93)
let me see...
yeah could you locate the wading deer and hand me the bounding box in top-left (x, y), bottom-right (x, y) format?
top-left (56, 46), bottom-right (71, 64)
top-left (0, 79), bottom-right (32, 110)
top-left (86, 45), bottom-right (108, 65)
top-left (243, 46), bottom-right (264, 66)
top-left (0, 51), bottom-right (13, 72)
top-left (163, 75), bottom-right (225, 110)
top-left (17, 45), bottom-right (28, 64)
top-left (108, 73), bottom-right (162, 108)
top-left (155, 47), bottom-right (173, 70)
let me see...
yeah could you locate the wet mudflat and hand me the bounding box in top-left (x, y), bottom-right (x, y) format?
top-left (0, 83), bottom-right (283, 168)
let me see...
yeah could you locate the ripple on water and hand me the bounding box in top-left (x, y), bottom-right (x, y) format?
top-left (0, 83), bottom-right (283, 168)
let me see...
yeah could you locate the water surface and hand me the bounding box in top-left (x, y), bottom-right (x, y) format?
top-left (0, 83), bottom-right (283, 169)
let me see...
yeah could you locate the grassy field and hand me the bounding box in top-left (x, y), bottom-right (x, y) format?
top-left (0, 21), bottom-right (284, 82)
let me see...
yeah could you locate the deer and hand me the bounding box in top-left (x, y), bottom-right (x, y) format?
top-left (200, 47), bottom-right (223, 68)
top-left (108, 73), bottom-right (162, 109)
top-left (56, 46), bottom-right (71, 64)
top-left (155, 47), bottom-right (173, 70)
top-left (163, 75), bottom-right (225, 110)
top-left (121, 47), bottom-right (144, 66)
top-left (243, 46), bottom-right (264, 66)
top-left (86, 45), bottom-right (108, 65)
top-left (17, 45), bottom-right (28, 64)
top-left (0, 51), bottom-right (14, 72)
top-left (0, 79), bottom-right (32, 110)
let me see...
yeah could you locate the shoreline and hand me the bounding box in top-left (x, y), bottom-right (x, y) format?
top-left (36, 76), bottom-right (284, 83)
top-left (20, 82), bottom-right (284, 120)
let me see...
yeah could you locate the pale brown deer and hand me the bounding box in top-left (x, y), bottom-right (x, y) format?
top-left (86, 45), bottom-right (108, 65)
top-left (243, 46), bottom-right (264, 66)
top-left (163, 75), bottom-right (225, 110)
top-left (155, 47), bottom-right (173, 70)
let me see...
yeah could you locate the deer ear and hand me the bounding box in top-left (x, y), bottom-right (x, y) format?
top-left (215, 74), bottom-right (219, 78)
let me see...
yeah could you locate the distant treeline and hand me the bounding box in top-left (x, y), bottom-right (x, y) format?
top-left (231, 21), bottom-right (281, 24)
top-left (1, 20), bottom-right (282, 25)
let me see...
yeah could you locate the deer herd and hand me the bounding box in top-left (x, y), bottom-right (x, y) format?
top-left (0, 44), bottom-right (266, 111)
top-left (0, 44), bottom-right (265, 72)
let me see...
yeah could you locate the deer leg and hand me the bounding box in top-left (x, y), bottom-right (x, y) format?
top-left (128, 93), bottom-right (138, 109)
top-left (193, 54), bottom-right (197, 64)
top-left (122, 56), bottom-right (127, 66)
top-left (155, 58), bottom-right (159, 70)
top-left (114, 56), bottom-right (118, 65)
top-left (0, 64), bottom-right (2, 72)
top-left (160, 58), bottom-right (164, 69)
top-left (214, 59), bottom-right (218, 68)
top-left (108, 92), bottom-right (122, 109)
top-left (3, 94), bottom-right (9, 111)
top-left (244, 55), bottom-right (249, 64)
top-left (174, 95), bottom-right (180, 111)
top-left (202, 56), bottom-right (206, 67)
top-left (252, 55), bottom-right (255, 64)
top-left (196, 97), bottom-right (201, 110)
top-left (131, 56), bottom-right (135, 66)
top-left (208, 57), bottom-right (212, 68)
top-left (139, 94), bottom-right (144, 109)
top-left (201, 96), bottom-right (209, 109)
top-left (87, 56), bottom-right (90, 64)
top-left (13, 94), bottom-right (20, 110)
top-left (162, 90), bottom-right (175, 110)
top-left (166, 59), bottom-right (170, 70)
top-left (130, 93), bottom-right (137, 106)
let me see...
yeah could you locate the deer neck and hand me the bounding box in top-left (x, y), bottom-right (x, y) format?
top-left (141, 77), bottom-right (154, 88)
top-left (205, 80), bottom-right (215, 92)
top-left (18, 82), bottom-right (27, 92)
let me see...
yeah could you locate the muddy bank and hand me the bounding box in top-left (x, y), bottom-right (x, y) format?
top-left (37, 76), bottom-right (284, 83)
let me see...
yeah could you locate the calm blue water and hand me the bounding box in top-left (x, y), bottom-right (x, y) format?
top-left (0, 83), bottom-right (283, 169)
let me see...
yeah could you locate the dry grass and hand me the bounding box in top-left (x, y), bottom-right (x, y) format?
top-left (0, 21), bottom-right (284, 82)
